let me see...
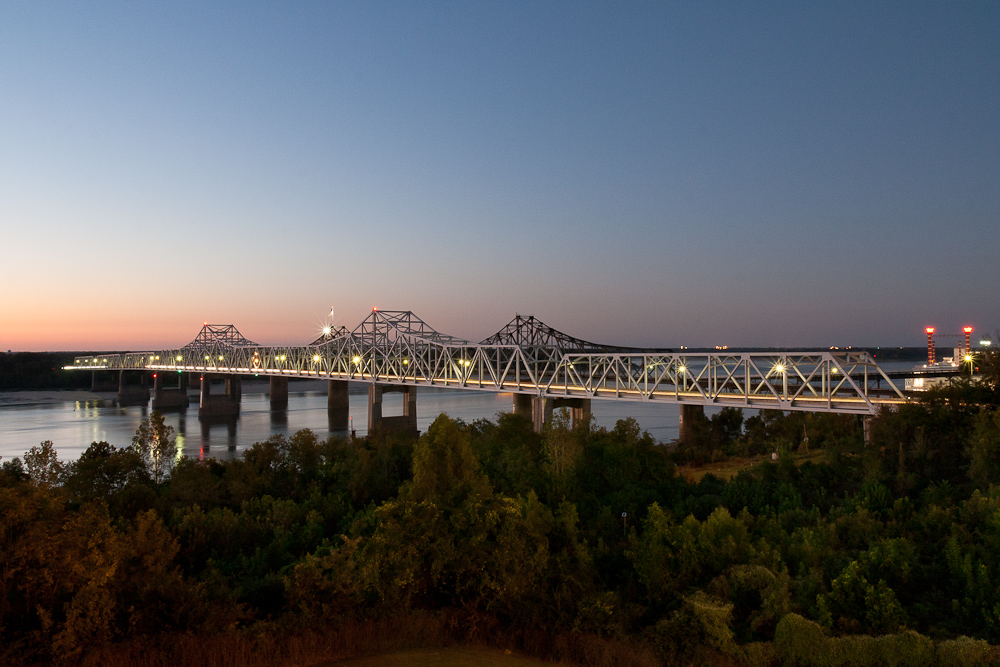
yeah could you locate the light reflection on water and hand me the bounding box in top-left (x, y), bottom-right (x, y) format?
top-left (0, 382), bottom-right (684, 463)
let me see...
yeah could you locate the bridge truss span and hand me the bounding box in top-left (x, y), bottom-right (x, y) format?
top-left (68, 310), bottom-right (907, 415)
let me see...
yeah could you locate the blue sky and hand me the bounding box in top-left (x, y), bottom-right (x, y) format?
top-left (1, 2), bottom-right (997, 350)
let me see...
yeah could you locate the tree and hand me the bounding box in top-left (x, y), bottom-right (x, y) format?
top-left (23, 440), bottom-right (62, 488)
top-left (407, 414), bottom-right (489, 506)
top-left (131, 411), bottom-right (177, 483)
top-left (543, 408), bottom-right (584, 497)
top-left (968, 409), bottom-right (1000, 488)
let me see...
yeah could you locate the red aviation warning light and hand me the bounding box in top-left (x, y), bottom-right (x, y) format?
top-left (926, 327), bottom-right (936, 365)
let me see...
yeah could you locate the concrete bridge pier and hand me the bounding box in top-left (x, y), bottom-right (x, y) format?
top-left (328, 380), bottom-right (349, 431)
top-left (555, 398), bottom-right (592, 431)
top-left (117, 370), bottom-right (150, 407)
top-left (678, 404), bottom-right (704, 445)
top-left (368, 384), bottom-right (417, 434)
top-left (513, 393), bottom-right (533, 420)
top-left (531, 397), bottom-right (553, 433)
top-left (524, 396), bottom-right (591, 433)
top-left (269, 376), bottom-right (289, 410)
top-left (199, 374), bottom-right (241, 420)
top-left (151, 372), bottom-right (190, 410)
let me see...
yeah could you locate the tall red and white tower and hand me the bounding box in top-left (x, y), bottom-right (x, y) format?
top-left (926, 327), bottom-right (936, 365)
top-left (964, 326), bottom-right (973, 358)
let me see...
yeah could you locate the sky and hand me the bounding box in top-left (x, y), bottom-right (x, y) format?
top-left (1, 2), bottom-right (998, 351)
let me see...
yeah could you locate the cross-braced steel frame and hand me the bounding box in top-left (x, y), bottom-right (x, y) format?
top-left (68, 310), bottom-right (908, 415)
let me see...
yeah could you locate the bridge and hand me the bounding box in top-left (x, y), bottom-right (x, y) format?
top-left (68, 309), bottom-right (909, 441)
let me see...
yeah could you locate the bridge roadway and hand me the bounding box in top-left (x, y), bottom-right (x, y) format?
top-left (68, 310), bottom-right (909, 440)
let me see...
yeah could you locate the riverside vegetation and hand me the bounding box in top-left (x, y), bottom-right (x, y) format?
top-left (4, 353), bottom-right (1000, 666)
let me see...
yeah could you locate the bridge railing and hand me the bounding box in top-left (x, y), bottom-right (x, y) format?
top-left (69, 344), bottom-right (906, 415)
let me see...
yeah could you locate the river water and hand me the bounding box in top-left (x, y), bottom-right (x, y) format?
top-left (0, 358), bottom-right (919, 465)
top-left (0, 381), bottom-right (685, 463)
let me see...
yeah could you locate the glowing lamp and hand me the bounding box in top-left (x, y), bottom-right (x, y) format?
top-left (926, 327), bottom-right (935, 334)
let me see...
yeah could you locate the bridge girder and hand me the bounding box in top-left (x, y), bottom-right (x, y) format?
top-left (68, 310), bottom-right (907, 415)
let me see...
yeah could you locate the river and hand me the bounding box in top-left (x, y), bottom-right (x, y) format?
top-left (0, 381), bottom-right (687, 463)
top-left (0, 358), bottom-right (920, 465)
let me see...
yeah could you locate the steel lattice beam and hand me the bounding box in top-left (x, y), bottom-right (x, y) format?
top-left (67, 310), bottom-right (908, 415)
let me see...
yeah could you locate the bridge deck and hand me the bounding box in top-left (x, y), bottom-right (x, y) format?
top-left (68, 311), bottom-right (910, 415)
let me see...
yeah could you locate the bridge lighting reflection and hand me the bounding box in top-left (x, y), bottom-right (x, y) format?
top-left (313, 355), bottom-right (320, 362)
top-left (403, 359), bottom-right (409, 365)
top-left (678, 366), bottom-right (687, 373)
top-left (176, 355), bottom-right (183, 362)
top-left (352, 356), bottom-right (361, 364)
top-left (774, 364), bottom-right (785, 373)
top-left (205, 355), bottom-right (210, 361)
top-left (322, 327), bottom-right (331, 336)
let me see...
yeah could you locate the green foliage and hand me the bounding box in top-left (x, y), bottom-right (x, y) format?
top-left (408, 414), bottom-right (490, 505)
top-left (776, 613), bottom-right (935, 667)
top-left (648, 591), bottom-right (736, 661)
top-left (23, 440), bottom-right (63, 488)
top-left (9, 385), bottom-right (1000, 664)
top-left (131, 411), bottom-right (177, 484)
top-left (542, 408), bottom-right (585, 498)
top-left (631, 504), bottom-right (755, 603)
top-left (969, 409), bottom-right (1000, 489)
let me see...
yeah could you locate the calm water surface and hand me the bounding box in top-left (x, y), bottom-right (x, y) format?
top-left (0, 381), bottom-right (685, 463)
top-left (0, 360), bottom-right (917, 464)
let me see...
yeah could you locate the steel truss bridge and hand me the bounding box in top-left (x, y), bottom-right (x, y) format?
top-left (68, 310), bottom-right (907, 416)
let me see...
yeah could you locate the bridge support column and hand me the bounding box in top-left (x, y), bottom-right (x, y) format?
top-left (118, 370), bottom-right (150, 407)
top-left (151, 372), bottom-right (190, 410)
top-left (199, 374), bottom-right (241, 420)
top-left (269, 376), bottom-right (289, 410)
top-left (678, 404), bottom-right (704, 446)
top-left (328, 380), bottom-right (349, 431)
top-left (368, 384), bottom-right (417, 434)
top-left (554, 398), bottom-right (591, 430)
top-left (863, 415), bottom-right (873, 447)
top-left (513, 393), bottom-right (533, 419)
top-left (529, 397), bottom-right (592, 433)
top-left (531, 396), bottom-right (553, 433)
top-left (368, 385), bottom-right (382, 431)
